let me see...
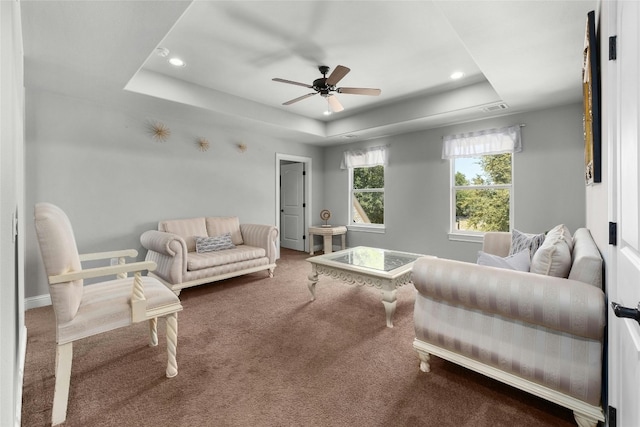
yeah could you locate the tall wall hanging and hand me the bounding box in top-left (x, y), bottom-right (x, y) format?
top-left (582, 10), bottom-right (601, 184)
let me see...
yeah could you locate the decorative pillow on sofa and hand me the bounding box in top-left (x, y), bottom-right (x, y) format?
top-left (195, 233), bottom-right (236, 253)
top-left (544, 223), bottom-right (574, 251)
top-left (509, 229), bottom-right (545, 259)
top-left (530, 235), bottom-right (572, 278)
top-left (206, 217), bottom-right (244, 245)
top-left (477, 249), bottom-right (531, 272)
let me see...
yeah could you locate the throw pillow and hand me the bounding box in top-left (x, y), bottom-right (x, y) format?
top-left (509, 229), bottom-right (545, 259)
top-left (195, 233), bottom-right (236, 253)
top-left (530, 236), bottom-right (572, 278)
top-left (206, 217), bottom-right (244, 245)
top-left (545, 224), bottom-right (574, 251)
top-left (477, 249), bottom-right (531, 272)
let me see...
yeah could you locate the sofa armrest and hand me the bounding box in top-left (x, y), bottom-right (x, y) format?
top-left (240, 224), bottom-right (279, 263)
top-left (411, 257), bottom-right (605, 340)
top-left (140, 230), bottom-right (187, 285)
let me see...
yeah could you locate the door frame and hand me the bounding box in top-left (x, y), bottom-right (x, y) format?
top-left (275, 153), bottom-right (312, 254)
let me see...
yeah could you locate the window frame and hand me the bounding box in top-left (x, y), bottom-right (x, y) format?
top-left (348, 165), bottom-right (386, 233)
top-left (448, 154), bottom-right (514, 242)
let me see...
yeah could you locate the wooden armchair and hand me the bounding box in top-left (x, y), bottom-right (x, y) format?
top-left (34, 203), bottom-right (183, 425)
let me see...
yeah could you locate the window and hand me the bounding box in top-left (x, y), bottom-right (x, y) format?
top-left (452, 153), bottom-right (513, 233)
top-left (442, 125), bottom-right (521, 237)
top-left (351, 165), bottom-right (385, 226)
top-left (341, 145), bottom-right (388, 230)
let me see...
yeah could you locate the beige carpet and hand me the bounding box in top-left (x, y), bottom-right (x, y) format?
top-left (22, 249), bottom-right (575, 426)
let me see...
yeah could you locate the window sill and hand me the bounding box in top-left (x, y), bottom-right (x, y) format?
top-left (348, 224), bottom-right (386, 234)
top-left (448, 232), bottom-right (483, 243)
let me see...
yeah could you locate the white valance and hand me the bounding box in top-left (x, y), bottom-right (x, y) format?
top-left (442, 125), bottom-right (522, 159)
top-left (340, 145), bottom-right (388, 169)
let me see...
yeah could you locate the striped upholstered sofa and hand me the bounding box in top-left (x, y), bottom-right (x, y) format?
top-left (140, 216), bottom-right (278, 295)
top-left (411, 228), bottom-right (605, 427)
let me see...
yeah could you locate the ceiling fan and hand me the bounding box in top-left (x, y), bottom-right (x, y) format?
top-left (272, 65), bottom-right (381, 113)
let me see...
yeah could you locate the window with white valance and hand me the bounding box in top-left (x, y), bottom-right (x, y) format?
top-left (445, 125), bottom-right (522, 239)
top-left (340, 145), bottom-right (388, 169)
top-left (442, 125), bottom-right (522, 159)
top-left (341, 146), bottom-right (388, 230)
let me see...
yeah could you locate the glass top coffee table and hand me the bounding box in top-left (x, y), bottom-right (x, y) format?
top-left (307, 246), bottom-right (425, 328)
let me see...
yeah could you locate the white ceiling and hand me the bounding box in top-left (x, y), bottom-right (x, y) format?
top-left (21, 1), bottom-right (597, 146)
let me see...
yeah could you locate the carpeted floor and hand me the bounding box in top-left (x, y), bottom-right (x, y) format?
top-left (22, 249), bottom-right (576, 426)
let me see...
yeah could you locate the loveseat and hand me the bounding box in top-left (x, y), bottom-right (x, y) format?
top-left (411, 226), bottom-right (605, 427)
top-left (140, 216), bottom-right (278, 295)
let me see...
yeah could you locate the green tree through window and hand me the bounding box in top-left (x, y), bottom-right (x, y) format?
top-left (454, 153), bottom-right (511, 232)
top-left (352, 165), bottom-right (384, 225)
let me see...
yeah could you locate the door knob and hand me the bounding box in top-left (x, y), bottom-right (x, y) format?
top-left (611, 302), bottom-right (640, 325)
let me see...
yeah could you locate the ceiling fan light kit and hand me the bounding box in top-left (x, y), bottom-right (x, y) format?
top-left (273, 65), bottom-right (381, 113)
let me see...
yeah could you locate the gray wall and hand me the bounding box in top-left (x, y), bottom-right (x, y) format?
top-left (323, 103), bottom-right (587, 262)
top-left (25, 88), bottom-right (323, 299)
top-left (25, 91), bottom-right (587, 300)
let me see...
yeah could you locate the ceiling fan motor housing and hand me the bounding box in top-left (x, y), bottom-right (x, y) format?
top-left (313, 77), bottom-right (331, 95)
top-left (315, 65), bottom-right (333, 95)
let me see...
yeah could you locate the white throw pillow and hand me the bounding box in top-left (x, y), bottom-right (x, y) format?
top-left (530, 236), bottom-right (572, 278)
top-left (477, 249), bottom-right (531, 272)
top-left (545, 224), bottom-right (574, 251)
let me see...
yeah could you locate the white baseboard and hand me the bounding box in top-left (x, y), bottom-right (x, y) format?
top-left (25, 294), bottom-right (51, 310)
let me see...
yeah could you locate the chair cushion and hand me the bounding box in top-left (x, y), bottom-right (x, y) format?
top-left (57, 276), bottom-right (180, 344)
top-left (34, 203), bottom-right (84, 323)
top-left (206, 217), bottom-right (244, 245)
top-left (160, 218), bottom-right (207, 252)
top-left (187, 245), bottom-right (266, 271)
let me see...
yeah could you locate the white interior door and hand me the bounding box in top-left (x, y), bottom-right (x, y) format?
top-left (610, 1), bottom-right (640, 426)
top-left (280, 162), bottom-right (305, 251)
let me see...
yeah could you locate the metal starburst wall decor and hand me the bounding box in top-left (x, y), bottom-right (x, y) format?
top-left (148, 121), bottom-right (171, 142)
top-left (197, 137), bottom-right (210, 152)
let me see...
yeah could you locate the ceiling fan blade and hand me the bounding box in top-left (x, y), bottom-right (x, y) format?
top-left (338, 87), bottom-right (381, 96)
top-left (327, 94), bottom-right (344, 112)
top-left (326, 65), bottom-right (350, 86)
top-left (273, 78), bottom-right (313, 89)
top-left (283, 92), bottom-right (317, 105)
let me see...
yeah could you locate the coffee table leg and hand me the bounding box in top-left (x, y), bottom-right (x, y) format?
top-left (307, 265), bottom-right (318, 301)
top-left (381, 289), bottom-right (397, 328)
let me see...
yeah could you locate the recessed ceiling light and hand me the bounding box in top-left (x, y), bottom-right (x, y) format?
top-left (323, 110), bottom-right (332, 116)
top-left (450, 71), bottom-right (465, 80)
top-left (169, 57), bottom-right (186, 67)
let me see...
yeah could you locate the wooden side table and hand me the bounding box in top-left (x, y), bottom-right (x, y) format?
top-left (308, 225), bottom-right (347, 255)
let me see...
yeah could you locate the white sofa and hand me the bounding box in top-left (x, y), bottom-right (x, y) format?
top-left (140, 216), bottom-right (278, 295)
top-left (411, 227), bottom-right (605, 427)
